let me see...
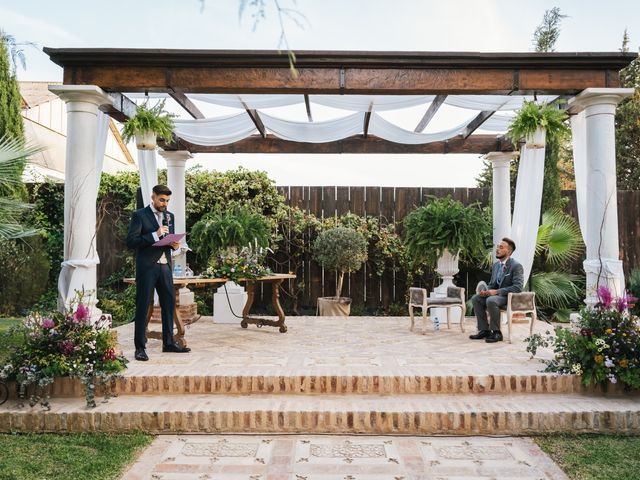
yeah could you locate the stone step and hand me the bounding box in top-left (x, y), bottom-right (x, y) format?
top-left (2, 392), bottom-right (638, 435)
top-left (20, 372), bottom-right (591, 398)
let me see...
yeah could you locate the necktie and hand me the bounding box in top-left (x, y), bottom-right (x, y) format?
top-left (497, 263), bottom-right (507, 282)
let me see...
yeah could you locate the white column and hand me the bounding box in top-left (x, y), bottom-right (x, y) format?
top-left (485, 151), bottom-right (518, 246)
top-left (569, 88), bottom-right (633, 304)
top-left (160, 149), bottom-right (192, 270)
top-left (49, 85), bottom-right (112, 320)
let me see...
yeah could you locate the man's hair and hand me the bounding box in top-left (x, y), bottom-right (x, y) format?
top-left (502, 237), bottom-right (516, 253)
top-left (152, 184), bottom-right (172, 196)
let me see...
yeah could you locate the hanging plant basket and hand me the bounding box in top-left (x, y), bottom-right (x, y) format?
top-left (135, 131), bottom-right (157, 150)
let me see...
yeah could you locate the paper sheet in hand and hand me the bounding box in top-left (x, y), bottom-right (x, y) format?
top-left (153, 233), bottom-right (185, 247)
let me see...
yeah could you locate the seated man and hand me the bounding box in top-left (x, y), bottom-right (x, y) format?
top-left (469, 237), bottom-right (524, 343)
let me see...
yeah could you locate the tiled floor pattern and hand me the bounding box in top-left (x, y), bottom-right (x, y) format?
top-left (116, 316), bottom-right (556, 377)
top-left (121, 434), bottom-right (569, 480)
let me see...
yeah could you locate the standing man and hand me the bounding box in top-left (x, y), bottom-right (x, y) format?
top-left (469, 237), bottom-right (524, 343)
top-left (126, 184), bottom-right (190, 361)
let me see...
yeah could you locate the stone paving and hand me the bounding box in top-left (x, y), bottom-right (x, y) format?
top-left (121, 434), bottom-right (569, 480)
top-left (116, 316), bottom-right (556, 377)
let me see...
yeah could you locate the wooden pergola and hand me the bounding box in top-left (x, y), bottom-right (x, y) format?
top-left (44, 48), bottom-right (636, 155)
top-left (43, 48), bottom-right (636, 317)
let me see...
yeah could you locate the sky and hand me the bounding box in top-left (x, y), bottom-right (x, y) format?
top-left (1, 0), bottom-right (639, 186)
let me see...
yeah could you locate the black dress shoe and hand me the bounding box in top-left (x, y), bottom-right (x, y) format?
top-left (485, 330), bottom-right (504, 343)
top-left (162, 343), bottom-right (191, 353)
top-left (134, 348), bottom-right (149, 361)
top-left (469, 330), bottom-right (490, 340)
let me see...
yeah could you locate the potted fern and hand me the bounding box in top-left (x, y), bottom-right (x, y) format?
top-left (313, 227), bottom-right (368, 316)
top-left (506, 100), bottom-right (569, 147)
top-left (403, 196), bottom-right (490, 292)
top-left (121, 100), bottom-right (175, 150)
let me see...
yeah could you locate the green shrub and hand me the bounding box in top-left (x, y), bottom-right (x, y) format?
top-left (629, 269), bottom-right (640, 317)
top-left (0, 236), bottom-right (50, 315)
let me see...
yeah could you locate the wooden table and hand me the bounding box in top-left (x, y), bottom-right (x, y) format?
top-left (124, 274), bottom-right (296, 347)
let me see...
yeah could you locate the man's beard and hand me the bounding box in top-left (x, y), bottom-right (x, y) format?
top-left (496, 252), bottom-right (506, 260)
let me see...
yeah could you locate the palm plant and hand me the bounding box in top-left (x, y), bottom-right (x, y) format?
top-left (0, 136), bottom-right (42, 240)
top-left (530, 209), bottom-right (585, 322)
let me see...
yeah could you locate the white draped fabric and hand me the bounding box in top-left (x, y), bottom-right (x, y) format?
top-left (443, 95), bottom-right (558, 111)
top-left (138, 149), bottom-right (158, 207)
top-left (174, 113), bottom-right (257, 146)
top-left (510, 130), bottom-right (547, 284)
top-left (189, 94), bottom-right (304, 110)
top-left (369, 113), bottom-right (472, 144)
top-left (58, 110), bottom-right (110, 312)
top-left (311, 95), bottom-right (435, 111)
top-left (570, 111), bottom-right (588, 242)
top-left (260, 111), bottom-right (365, 143)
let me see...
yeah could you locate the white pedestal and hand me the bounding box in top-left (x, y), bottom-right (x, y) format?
top-left (213, 281), bottom-right (248, 324)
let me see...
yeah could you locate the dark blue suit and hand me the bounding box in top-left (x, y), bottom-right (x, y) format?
top-left (126, 205), bottom-right (176, 350)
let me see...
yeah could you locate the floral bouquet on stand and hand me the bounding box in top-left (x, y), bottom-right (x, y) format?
top-left (203, 243), bottom-right (273, 283)
top-left (526, 286), bottom-right (639, 390)
top-left (0, 292), bottom-right (128, 409)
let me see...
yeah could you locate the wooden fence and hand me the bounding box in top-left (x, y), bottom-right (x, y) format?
top-left (96, 187), bottom-right (640, 311)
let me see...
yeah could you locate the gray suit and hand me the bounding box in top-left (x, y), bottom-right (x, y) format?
top-left (471, 257), bottom-right (524, 331)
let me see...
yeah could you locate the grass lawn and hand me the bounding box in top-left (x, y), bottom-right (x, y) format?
top-left (0, 433), bottom-right (154, 480)
top-left (0, 318), bottom-right (21, 333)
top-left (535, 434), bottom-right (640, 480)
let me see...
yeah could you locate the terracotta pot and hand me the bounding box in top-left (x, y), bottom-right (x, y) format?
top-left (317, 296), bottom-right (351, 316)
top-left (135, 131), bottom-right (157, 150)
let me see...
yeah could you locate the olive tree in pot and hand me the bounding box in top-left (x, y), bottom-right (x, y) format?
top-left (404, 196), bottom-right (490, 296)
top-left (121, 100), bottom-right (175, 150)
top-left (313, 227), bottom-right (368, 316)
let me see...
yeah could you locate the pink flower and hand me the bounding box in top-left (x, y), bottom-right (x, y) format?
top-left (60, 340), bottom-right (75, 355)
top-left (42, 318), bottom-right (55, 329)
top-left (617, 292), bottom-right (638, 313)
top-left (597, 285), bottom-right (613, 308)
top-left (74, 303), bottom-right (89, 323)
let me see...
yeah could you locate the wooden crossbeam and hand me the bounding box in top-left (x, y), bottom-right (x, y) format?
top-left (363, 102), bottom-right (373, 139)
top-left (461, 110), bottom-right (497, 139)
top-left (414, 94), bottom-right (447, 132)
top-left (169, 91), bottom-right (205, 119)
top-left (165, 134), bottom-right (515, 154)
top-left (304, 94), bottom-right (313, 122)
top-left (100, 92), bottom-right (137, 122)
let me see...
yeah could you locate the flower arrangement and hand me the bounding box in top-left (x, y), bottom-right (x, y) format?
top-left (203, 243), bottom-right (273, 283)
top-left (526, 286), bottom-right (639, 390)
top-left (0, 293), bottom-right (128, 409)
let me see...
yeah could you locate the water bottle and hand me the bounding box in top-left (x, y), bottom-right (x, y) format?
top-left (173, 263), bottom-right (183, 278)
top-left (185, 264), bottom-right (194, 277)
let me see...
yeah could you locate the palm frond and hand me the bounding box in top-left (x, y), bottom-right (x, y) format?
top-left (530, 271), bottom-right (583, 310)
top-left (536, 209), bottom-right (584, 267)
top-left (0, 136), bottom-right (42, 186)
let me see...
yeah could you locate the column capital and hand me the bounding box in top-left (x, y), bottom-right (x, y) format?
top-left (568, 87), bottom-right (634, 114)
top-left (159, 149), bottom-right (193, 165)
top-left (484, 151), bottom-right (518, 167)
top-left (48, 85), bottom-right (112, 107)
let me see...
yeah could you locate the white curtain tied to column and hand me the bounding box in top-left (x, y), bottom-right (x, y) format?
top-left (58, 107), bottom-right (110, 311)
top-left (138, 149), bottom-right (158, 207)
top-left (570, 111), bottom-right (588, 242)
top-left (510, 130), bottom-right (546, 284)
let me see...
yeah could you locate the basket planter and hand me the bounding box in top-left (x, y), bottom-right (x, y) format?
top-left (135, 131), bottom-right (157, 150)
top-left (317, 296), bottom-right (352, 316)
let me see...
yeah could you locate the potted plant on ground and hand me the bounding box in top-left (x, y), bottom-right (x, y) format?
top-left (313, 226), bottom-right (368, 316)
top-left (506, 100), bottom-right (569, 147)
top-left (121, 100), bottom-right (175, 150)
top-left (403, 196), bottom-right (490, 293)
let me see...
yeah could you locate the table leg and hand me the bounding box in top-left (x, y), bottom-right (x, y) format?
top-left (240, 282), bottom-right (255, 328)
top-left (271, 279), bottom-right (287, 333)
top-left (173, 286), bottom-right (188, 347)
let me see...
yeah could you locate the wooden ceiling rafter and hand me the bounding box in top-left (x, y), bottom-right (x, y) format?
top-left (414, 94), bottom-right (447, 132)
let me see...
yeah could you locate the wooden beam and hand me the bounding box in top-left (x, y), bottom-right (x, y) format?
top-left (169, 91), bottom-right (205, 119)
top-left (461, 110), bottom-right (497, 139)
top-left (167, 134), bottom-right (514, 154)
top-left (245, 109), bottom-right (266, 138)
top-left (414, 94), bottom-right (447, 132)
top-left (304, 94), bottom-right (312, 122)
top-left (99, 92), bottom-right (137, 122)
top-left (363, 102), bottom-right (373, 139)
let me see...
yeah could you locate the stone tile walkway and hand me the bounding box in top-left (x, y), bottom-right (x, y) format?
top-left (116, 316), bottom-right (555, 377)
top-left (121, 434), bottom-right (568, 480)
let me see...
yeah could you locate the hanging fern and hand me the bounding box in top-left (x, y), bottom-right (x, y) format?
top-left (121, 100), bottom-right (175, 143)
top-left (506, 100), bottom-right (569, 145)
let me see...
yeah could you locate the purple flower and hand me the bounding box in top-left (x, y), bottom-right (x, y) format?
top-left (607, 374), bottom-right (618, 384)
top-left (60, 339), bottom-right (75, 355)
top-left (73, 303), bottom-right (89, 323)
top-left (580, 328), bottom-right (592, 337)
top-left (604, 357), bottom-right (615, 368)
top-left (597, 285), bottom-right (613, 308)
top-left (42, 318), bottom-right (55, 329)
top-left (616, 292), bottom-right (638, 313)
